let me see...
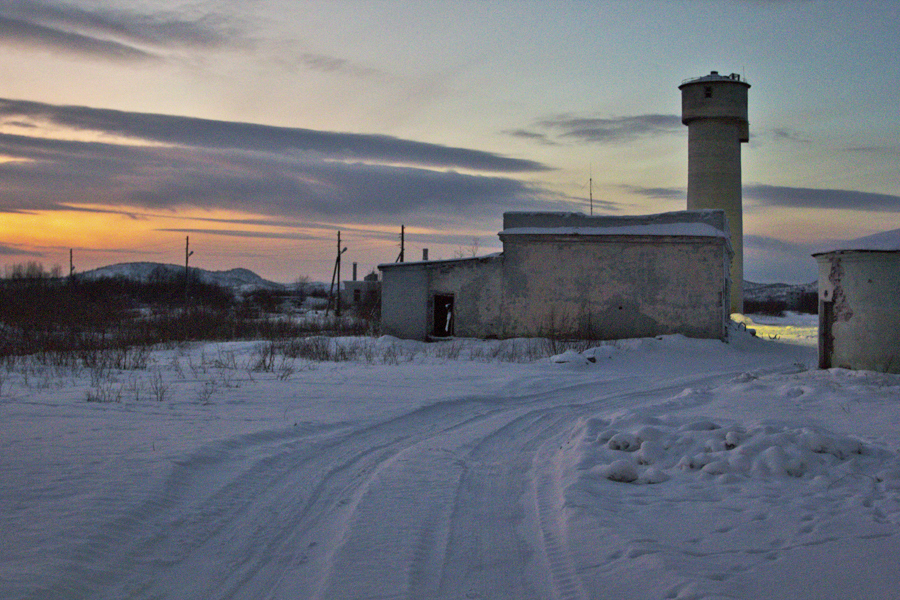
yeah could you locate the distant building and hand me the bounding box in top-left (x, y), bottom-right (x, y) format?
top-left (379, 210), bottom-right (733, 341)
top-left (813, 230), bottom-right (900, 373)
top-left (342, 269), bottom-right (380, 313)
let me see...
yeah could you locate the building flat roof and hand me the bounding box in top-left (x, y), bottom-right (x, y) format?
top-left (813, 228), bottom-right (900, 255)
top-left (679, 71), bottom-right (750, 88)
top-left (500, 223), bottom-right (727, 239)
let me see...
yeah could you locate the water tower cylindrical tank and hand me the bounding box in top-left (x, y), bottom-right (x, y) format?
top-left (680, 72), bottom-right (750, 313)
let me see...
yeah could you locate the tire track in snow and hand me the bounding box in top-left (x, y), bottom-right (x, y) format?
top-left (26, 358), bottom-right (807, 599)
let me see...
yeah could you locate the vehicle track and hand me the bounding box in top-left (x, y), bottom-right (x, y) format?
top-left (28, 359), bottom-right (804, 599)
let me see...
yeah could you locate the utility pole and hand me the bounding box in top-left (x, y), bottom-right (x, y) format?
top-left (184, 236), bottom-right (194, 307)
top-left (327, 231), bottom-right (347, 316)
top-left (336, 230), bottom-right (343, 317)
top-left (396, 225), bottom-right (405, 262)
top-left (69, 249), bottom-right (75, 280)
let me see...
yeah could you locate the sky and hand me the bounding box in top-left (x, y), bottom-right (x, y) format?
top-left (0, 0), bottom-right (897, 284)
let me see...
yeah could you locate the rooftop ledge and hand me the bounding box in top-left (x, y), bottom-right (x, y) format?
top-left (681, 71), bottom-right (749, 86)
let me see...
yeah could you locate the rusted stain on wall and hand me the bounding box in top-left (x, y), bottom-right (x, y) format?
top-left (827, 256), bottom-right (854, 322)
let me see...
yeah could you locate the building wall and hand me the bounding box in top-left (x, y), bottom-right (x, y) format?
top-left (816, 252), bottom-right (900, 373)
top-left (499, 235), bottom-right (729, 340)
top-left (380, 264), bottom-right (429, 339)
top-left (380, 211), bottom-right (733, 342)
top-left (429, 256), bottom-right (503, 338)
top-left (342, 280), bottom-right (380, 307)
top-left (380, 256), bottom-right (503, 340)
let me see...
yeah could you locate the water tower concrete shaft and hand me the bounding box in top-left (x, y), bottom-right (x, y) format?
top-left (680, 71), bottom-right (750, 313)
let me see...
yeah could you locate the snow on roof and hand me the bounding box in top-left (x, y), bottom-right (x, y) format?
top-left (379, 252), bottom-right (502, 270)
top-left (500, 223), bottom-right (727, 238)
top-left (813, 228), bottom-right (900, 255)
top-left (500, 210), bottom-right (730, 239)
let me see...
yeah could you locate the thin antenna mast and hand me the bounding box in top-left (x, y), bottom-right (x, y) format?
top-left (589, 164), bottom-right (593, 216)
top-left (184, 236), bottom-right (194, 306)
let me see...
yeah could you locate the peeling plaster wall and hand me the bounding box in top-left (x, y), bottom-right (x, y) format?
top-left (499, 235), bottom-right (729, 340)
top-left (380, 257), bottom-right (503, 340)
top-left (816, 252), bottom-right (900, 373)
top-left (380, 211), bottom-right (732, 342)
top-left (429, 256), bottom-right (503, 338)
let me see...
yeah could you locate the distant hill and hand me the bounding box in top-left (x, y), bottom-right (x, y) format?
top-left (743, 280), bottom-right (816, 304)
top-left (742, 280), bottom-right (818, 314)
top-left (80, 262), bottom-right (288, 293)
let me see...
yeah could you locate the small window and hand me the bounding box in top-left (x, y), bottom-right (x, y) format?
top-left (704, 86), bottom-right (713, 98)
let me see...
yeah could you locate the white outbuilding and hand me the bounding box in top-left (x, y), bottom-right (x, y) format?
top-left (379, 210), bottom-right (733, 341)
top-left (813, 228), bottom-right (900, 373)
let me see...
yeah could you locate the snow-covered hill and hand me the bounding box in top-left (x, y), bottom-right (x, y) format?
top-left (80, 262), bottom-right (287, 293)
top-left (743, 280), bottom-right (817, 304)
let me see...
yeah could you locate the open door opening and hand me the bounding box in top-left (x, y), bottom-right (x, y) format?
top-left (819, 300), bottom-right (833, 369)
top-left (433, 293), bottom-right (454, 337)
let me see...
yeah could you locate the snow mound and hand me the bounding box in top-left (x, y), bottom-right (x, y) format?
top-left (574, 413), bottom-right (896, 486)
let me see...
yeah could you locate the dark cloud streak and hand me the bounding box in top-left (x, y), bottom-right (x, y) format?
top-left (0, 0), bottom-right (242, 61)
top-left (0, 98), bottom-right (547, 173)
top-left (0, 15), bottom-right (157, 61)
top-left (0, 97), bottom-right (551, 221)
top-left (510, 113), bottom-right (682, 145)
top-left (156, 228), bottom-right (319, 242)
top-left (745, 184), bottom-right (900, 212)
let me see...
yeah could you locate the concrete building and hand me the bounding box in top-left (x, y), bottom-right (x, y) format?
top-left (341, 265), bottom-right (380, 314)
top-left (813, 230), bottom-right (900, 373)
top-left (379, 210), bottom-right (733, 341)
top-left (680, 71), bottom-right (750, 314)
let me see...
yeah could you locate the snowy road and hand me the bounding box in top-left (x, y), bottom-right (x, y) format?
top-left (4, 325), bottom-right (900, 599)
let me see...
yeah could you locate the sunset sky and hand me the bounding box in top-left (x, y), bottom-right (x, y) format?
top-left (1, 0), bottom-right (898, 283)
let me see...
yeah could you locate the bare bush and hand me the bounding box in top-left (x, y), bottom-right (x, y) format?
top-left (196, 379), bottom-right (217, 405)
top-left (85, 382), bottom-right (123, 403)
top-left (149, 370), bottom-right (169, 402)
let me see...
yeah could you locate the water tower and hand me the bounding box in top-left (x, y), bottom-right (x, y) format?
top-left (680, 71), bottom-right (750, 313)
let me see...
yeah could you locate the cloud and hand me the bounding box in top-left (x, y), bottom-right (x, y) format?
top-left (766, 127), bottom-right (811, 144)
top-left (745, 234), bottom-right (814, 255)
top-left (618, 185), bottom-right (685, 201)
top-left (156, 228), bottom-right (319, 242)
top-left (0, 98), bottom-right (546, 173)
top-left (0, 15), bottom-right (158, 61)
top-left (511, 113), bottom-right (682, 145)
top-left (293, 52), bottom-right (381, 77)
top-left (0, 243), bottom-right (35, 256)
top-left (0, 1), bottom-right (241, 61)
top-left (503, 129), bottom-right (557, 146)
top-left (744, 234), bottom-right (818, 283)
top-left (844, 145), bottom-right (900, 156)
top-left (0, 99), bottom-right (554, 223)
top-left (745, 184), bottom-right (900, 212)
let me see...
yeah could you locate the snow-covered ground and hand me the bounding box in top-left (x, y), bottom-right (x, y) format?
top-left (2, 316), bottom-right (899, 600)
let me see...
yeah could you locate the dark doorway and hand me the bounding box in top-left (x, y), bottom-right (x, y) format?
top-left (433, 294), bottom-right (454, 337)
top-left (819, 300), bottom-right (833, 369)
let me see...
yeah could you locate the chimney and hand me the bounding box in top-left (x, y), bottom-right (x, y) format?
top-left (352, 262), bottom-right (358, 281)
top-left (422, 248), bottom-right (429, 261)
